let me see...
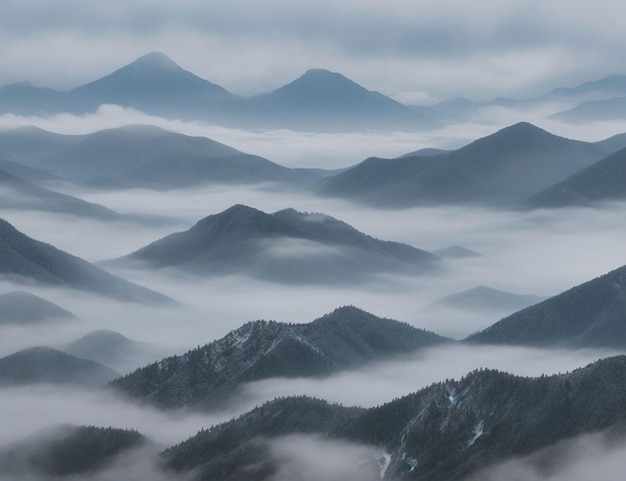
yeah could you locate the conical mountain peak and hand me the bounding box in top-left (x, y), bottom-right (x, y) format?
top-left (127, 52), bottom-right (182, 71)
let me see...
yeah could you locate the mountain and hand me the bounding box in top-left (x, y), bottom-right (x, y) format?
top-left (161, 356), bottom-right (626, 481)
top-left (466, 264), bottom-right (626, 349)
top-left (0, 126), bottom-right (85, 165)
top-left (119, 204), bottom-right (441, 283)
top-left (64, 329), bottom-right (167, 374)
top-left (0, 346), bottom-right (119, 386)
top-left (522, 147), bottom-right (626, 208)
top-left (246, 68), bottom-right (438, 131)
top-left (0, 291), bottom-right (76, 325)
top-left (109, 306), bottom-right (449, 410)
top-left (0, 424), bottom-right (147, 477)
top-left (551, 95), bottom-right (626, 123)
top-left (0, 167), bottom-right (127, 219)
top-left (541, 74), bottom-right (626, 102)
top-left (0, 82), bottom-right (66, 115)
top-left (595, 132), bottom-right (626, 154)
top-left (0, 218), bottom-right (172, 304)
top-left (69, 52), bottom-right (237, 118)
top-left (28, 125), bottom-right (317, 187)
top-left (318, 122), bottom-right (609, 207)
top-left (162, 397), bottom-right (364, 479)
top-left (0, 54), bottom-right (439, 131)
top-left (436, 286), bottom-right (545, 312)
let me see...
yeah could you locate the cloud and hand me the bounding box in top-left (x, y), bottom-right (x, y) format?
top-left (236, 344), bottom-right (618, 411)
top-left (267, 435), bottom-right (382, 481)
top-left (1, 1), bottom-right (626, 99)
top-left (468, 430), bottom-right (626, 481)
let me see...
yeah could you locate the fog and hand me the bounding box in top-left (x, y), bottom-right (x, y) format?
top-left (2, 104), bottom-right (626, 170)
top-left (468, 430), bottom-right (626, 481)
top-left (2, 110), bottom-right (626, 479)
top-left (236, 344), bottom-right (617, 411)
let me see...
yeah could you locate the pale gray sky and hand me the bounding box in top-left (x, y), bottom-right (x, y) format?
top-left (0, 0), bottom-right (624, 102)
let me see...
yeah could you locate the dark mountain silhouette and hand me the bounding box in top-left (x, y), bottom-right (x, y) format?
top-left (0, 218), bottom-right (172, 304)
top-left (0, 167), bottom-right (126, 219)
top-left (162, 397), bottom-right (364, 479)
top-left (0, 424), bottom-right (147, 477)
top-left (436, 286), bottom-right (545, 312)
top-left (64, 329), bottom-right (167, 374)
top-left (162, 356), bottom-right (626, 481)
top-left (246, 68), bottom-right (437, 131)
top-left (109, 306), bottom-right (449, 410)
top-left (0, 346), bottom-right (119, 386)
top-left (318, 122), bottom-right (608, 207)
top-left (24, 125), bottom-right (318, 187)
top-left (0, 291), bottom-right (76, 325)
top-left (466, 264), bottom-right (626, 349)
top-left (523, 147), bottom-right (626, 208)
top-left (119, 204), bottom-right (441, 283)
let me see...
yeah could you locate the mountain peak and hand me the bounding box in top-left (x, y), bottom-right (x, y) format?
top-left (128, 52), bottom-right (181, 71)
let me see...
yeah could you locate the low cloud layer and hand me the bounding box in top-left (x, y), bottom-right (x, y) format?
top-left (237, 344), bottom-right (617, 411)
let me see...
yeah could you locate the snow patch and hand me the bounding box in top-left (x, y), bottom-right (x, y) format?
top-left (378, 453), bottom-right (391, 479)
top-left (468, 420), bottom-right (484, 446)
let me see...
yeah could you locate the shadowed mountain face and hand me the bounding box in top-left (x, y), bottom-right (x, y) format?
top-left (0, 167), bottom-right (125, 219)
top-left (0, 424), bottom-right (147, 477)
top-left (0, 291), bottom-right (76, 325)
top-left (162, 356), bottom-right (626, 481)
top-left (4, 125), bottom-right (318, 188)
top-left (121, 204), bottom-right (441, 283)
top-left (109, 306), bottom-right (449, 410)
top-left (318, 122), bottom-right (609, 207)
top-left (522, 147), bottom-right (626, 208)
top-left (0, 218), bottom-right (172, 304)
top-left (0, 346), bottom-right (119, 387)
top-left (466, 264), bottom-right (626, 349)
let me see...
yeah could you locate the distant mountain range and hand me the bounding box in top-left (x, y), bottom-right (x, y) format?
top-left (0, 52), bottom-right (438, 132)
top-left (466, 263), bottom-right (626, 349)
top-left (64, 329), bottom-right (167, 374)
top-left (117, 204), bottom-right (441, 283)
top-left (0, 291), bottom-right (76, 325)
top-left (0, 218), bottom-right (172, 304)
top-left (318, 122), bottom-right (609, 207)
top-left (436, 286), bottom-right (545, 313)
top-left (0, 346), bottom-right (119, 387)
top-left (109, 306), bottom-right (449, 410)
top-left (0, 166), bottom-right (127, 220)
top-left (161, 356), bottom-right (626, 481)
top-left (0, 124), bottom-right (319, 189)
top-left (2, 52), bottom-right (626, 128)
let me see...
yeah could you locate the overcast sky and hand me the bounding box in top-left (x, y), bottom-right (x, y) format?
top-left (1, 0), bottom-right (624, 103)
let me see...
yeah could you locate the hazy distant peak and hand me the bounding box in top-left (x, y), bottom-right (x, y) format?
top-left (127, 51), bottom-right (181, 71)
